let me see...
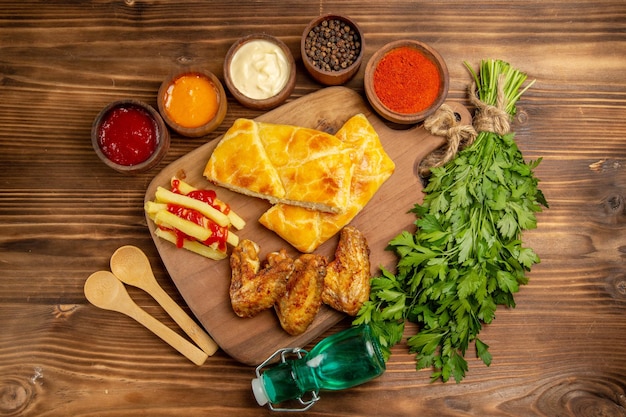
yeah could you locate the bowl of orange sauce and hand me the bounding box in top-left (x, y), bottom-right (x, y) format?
top-left (157, 69), bottom-right (227, 137)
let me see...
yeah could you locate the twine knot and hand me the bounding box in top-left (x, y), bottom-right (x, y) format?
top-left (420, 74), bottom-right (513, 178)
top-left (468, 73), bottom-right (511, 136)
top-left (419, 104), bottom-right (477, 177)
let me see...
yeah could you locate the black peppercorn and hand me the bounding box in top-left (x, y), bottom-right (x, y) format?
top-left (304, 18), bottom-right (361, 72)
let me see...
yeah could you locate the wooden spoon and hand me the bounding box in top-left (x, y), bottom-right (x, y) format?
top-left (84, 270), bottom-right (208, 366)
top-left (109, 245), bottom-right (219, 356)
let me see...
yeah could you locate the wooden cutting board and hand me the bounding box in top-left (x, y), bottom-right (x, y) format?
top-left (145, 86), bottom-right (470, 366)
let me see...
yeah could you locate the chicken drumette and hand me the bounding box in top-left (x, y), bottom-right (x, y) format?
top-left (322, 226), bottom-right (371, 316)
top-left (229, 239), bottom-right (294, 318)
top-left (229, 226), bottom-right (371, 334)
top-left (275, 253), bottom-right (327, 335)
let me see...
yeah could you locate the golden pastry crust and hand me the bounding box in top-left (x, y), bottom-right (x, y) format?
top-left (322, 226), bottom-right (371, 316)
top-left (259, 113), bottom-right (395, 252)
top-left (275, 254), bottom-right (327, 335)
top-left (206, 119), bottom-right (284, 198)
top-left (204, 118), bottom-right (355, 213)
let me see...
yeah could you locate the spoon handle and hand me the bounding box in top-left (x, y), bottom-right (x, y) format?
top-left (149, 283), bottom-right (219, 356)
top-left (124, 300), bottom-right (209, 366)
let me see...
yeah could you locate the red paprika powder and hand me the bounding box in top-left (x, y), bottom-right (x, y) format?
top-left (373, 46), bottom-right (441, 114)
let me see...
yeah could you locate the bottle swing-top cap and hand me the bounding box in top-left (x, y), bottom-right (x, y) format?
top-left (251, 377), bottom-right (269, 406)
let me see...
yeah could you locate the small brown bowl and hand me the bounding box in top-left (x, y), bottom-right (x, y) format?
top-left (364, 39), bottom-right (449, 124)
top-left (157, 69), bottom-right (227, 137)
top-left (91, 99), bottom-right (170, 174)
top-left (301, 14), bottom-right (364, 86)
top-left (224, 34), bottom-right (296, 110)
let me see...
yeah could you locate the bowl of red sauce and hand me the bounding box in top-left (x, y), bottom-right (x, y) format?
top-left (92, 99), bottom-right (170, 174)
top-left (364, 39), bottom-right (449, 124)
top-left (157, 69), bottom-right (227, 137)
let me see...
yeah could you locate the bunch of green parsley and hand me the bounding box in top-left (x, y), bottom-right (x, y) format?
top-left (355, 59), bottom-right (548, 383)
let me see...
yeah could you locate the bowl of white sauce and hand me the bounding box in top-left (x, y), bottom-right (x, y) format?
top-left (224, 34), bottom-right (296, 110)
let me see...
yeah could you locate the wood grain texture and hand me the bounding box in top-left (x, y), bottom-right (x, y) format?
top-left (1, 1), bottom-right (626, 416)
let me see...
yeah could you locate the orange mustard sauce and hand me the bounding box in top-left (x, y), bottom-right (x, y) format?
top-left (162, 73), bottom-right (219, 128)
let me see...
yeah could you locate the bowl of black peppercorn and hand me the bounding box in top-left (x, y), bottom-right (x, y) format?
top-left (301, 14), bottom-right (364, 86)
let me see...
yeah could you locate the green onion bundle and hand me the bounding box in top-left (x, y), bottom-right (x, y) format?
top-left (355, 59), bottom-right (548, 383)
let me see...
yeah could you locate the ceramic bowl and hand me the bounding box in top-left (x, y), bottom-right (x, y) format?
top-left (91, 99), bottom-right (170, 174)
top-left (157, 69), bottom-right (227, 137)
top-left (364, 39), bottom-right (449, 124)
top-left (301, 14), bottom-right (364, 86)
top-left (224, 34), bottom-right (296, 110)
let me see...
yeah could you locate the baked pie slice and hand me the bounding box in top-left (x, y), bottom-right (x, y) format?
top-left (204, 118), bottom-right (355, 214)
top-left (259, 114), bottom-right (395, 252)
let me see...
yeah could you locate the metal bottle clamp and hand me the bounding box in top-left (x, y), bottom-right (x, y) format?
top-left (255, 347), bottom-right (321, 412)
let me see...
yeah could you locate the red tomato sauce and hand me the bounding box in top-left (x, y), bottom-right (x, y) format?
top-left (97, 104), bottom-right (158, 166)
top-left (187, 189), bottom-right (231, 214)
top-left (166, 204), bottom-right (228, 252)
top-left (164, 179), bottom-right (231, 252)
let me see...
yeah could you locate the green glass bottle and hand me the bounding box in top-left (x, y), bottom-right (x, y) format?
top-left (251, 324), bottom-right (386, 411)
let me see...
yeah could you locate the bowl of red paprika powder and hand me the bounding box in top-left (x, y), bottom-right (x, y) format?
top-left (364, 39), bottom-right (449, 124)
top-left (91, 99), bottom-right (170, 174)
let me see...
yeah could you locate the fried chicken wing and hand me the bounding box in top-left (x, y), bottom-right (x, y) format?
top-left (275, 254), bottom-right (327, 335)
top-left (230, 239), bottom-right (293, 318)
top-left (322, 226), bottom-right (371, 316)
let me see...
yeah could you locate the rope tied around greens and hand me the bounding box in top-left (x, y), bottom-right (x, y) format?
top-left (420, 73), bottom-right (513, 177)
top-left (469, 73), bottom-right (511, 136)
top-left (420, 104), bottom-right (477, 177)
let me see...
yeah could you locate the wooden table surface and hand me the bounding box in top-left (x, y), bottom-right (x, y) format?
top-left (1, 1), bottom-right (625, 416)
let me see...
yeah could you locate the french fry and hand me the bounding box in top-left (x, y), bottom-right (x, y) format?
top-left (155, 186), bottom-right (230, 227)
top-left (171, 177), bottom-right (246, 230)
top-left (225, 229), bottom-right (239, 247)
top-left (144, 201), bottom-right (167, 220)
top-left (155, 228), bottom-right (227, 260)
top-left (225, 205), bottom-right (246, 231)
top-left (153, 209), bottom-right (240, 247)
top-left (171, 177), bottom-right (197, 195)
top-left (145, 177), bottom-right (244, 260)
top-left (155, 210), bottom-right (212, 242)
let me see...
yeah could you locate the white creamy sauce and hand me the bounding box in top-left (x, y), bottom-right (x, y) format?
top-left (229, 39), bottom-right (290, 100)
